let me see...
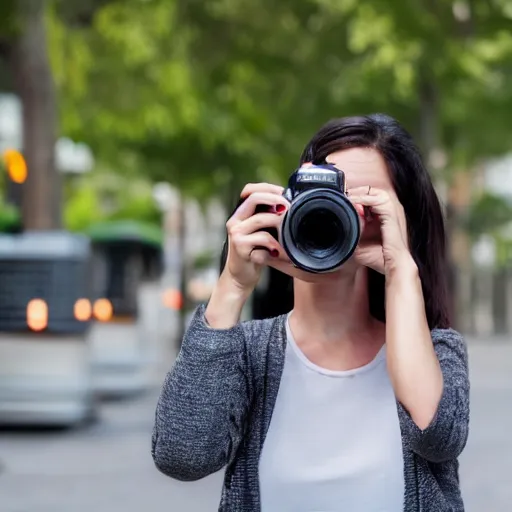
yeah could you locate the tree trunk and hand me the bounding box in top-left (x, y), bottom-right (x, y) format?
top-left (447, 171), bottom-right (474, 333)
top-left (7, 0), bottom-right (60, 230)
top-left (418, 76), bottom-right (440, 172)
top-left (418, 72), bottom-right (460, 329)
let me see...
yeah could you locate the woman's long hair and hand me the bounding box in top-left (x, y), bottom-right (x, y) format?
top-left (220, 113), bottom-right (451, 330)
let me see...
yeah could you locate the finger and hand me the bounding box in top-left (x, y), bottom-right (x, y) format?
top-left (348, 194), bottom-right (383, 218)
top-left (349, 200), bottom-right (366, 221)
top-left (348, 192), bottom-right (389, 208)
top-left (234, 231), bottom-right (282, 260)
top-left (347, 185), bottom-right (384, 197)
top-left (240, 182), bottom-right (285, 199)
top-left (230, 192), bottom-right (289, 223)
top-left (236, 212), bottom-right (284, 235)
top-left (250, 249), bottom-right (271, 266)
top-left (395, 203), bottom-right (409, 246)
top-left (347, 186), bottom-right (375, 197)
top-left (347, 187), bottom-right (379, 221)
top-left (349, 192), bottom-right (394, 222)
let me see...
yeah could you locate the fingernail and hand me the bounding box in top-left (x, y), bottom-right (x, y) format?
top-left (270, 249), bottom-right (279, 257)
top-left (276, 204), bottom-right (286, 213)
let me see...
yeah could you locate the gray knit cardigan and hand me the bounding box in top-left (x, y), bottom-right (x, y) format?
top-left (152, 305), bottom-right (470, 511)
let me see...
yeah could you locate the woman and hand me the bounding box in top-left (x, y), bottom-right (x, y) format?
top-left (152, 114), bottom-right (470, 511)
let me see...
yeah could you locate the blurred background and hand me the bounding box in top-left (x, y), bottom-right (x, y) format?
top-left (0, 0), bottom-right (511, 511)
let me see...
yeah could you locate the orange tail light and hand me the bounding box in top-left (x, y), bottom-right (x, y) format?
top-left (162, 288), bottom-right (183, 310)
top-left (93, 298), bottom-right (113, 322)
top-left (74, 298), bottom-right (92, 321)
top-left (27, 299), bottom-right (48, 331)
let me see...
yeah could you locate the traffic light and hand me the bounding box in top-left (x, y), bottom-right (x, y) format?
top-left (2, 148), bottom-right (26, 210)
top-left (2, 149), bottom-right (27, 184)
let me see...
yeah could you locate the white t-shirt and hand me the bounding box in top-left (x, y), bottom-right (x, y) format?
top-left (259, 315), bottom-right (404, 512)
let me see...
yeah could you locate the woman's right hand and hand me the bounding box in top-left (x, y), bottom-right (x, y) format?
top-left (222, 182), bottom-right (289, 294)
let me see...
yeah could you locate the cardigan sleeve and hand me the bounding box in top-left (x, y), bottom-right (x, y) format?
top-left (151, 304), bottom-right (256, 481)
top-left (398, 328), bottom-right (470, 463)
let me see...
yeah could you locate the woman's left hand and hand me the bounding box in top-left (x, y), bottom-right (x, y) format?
top-left (348, 186), bottom-right (413, 275)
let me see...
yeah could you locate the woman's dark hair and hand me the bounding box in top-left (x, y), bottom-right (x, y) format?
top-left (220, 113), bottom-right (451, 330)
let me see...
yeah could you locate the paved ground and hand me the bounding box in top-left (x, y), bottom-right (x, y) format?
top-left (0, 340), bottom-right (510, 512)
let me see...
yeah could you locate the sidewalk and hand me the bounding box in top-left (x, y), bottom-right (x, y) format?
top-left (0, 335), bottom-right (509, 511)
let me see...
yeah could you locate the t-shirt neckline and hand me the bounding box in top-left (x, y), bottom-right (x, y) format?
top-left (285, 313), bottom-right (386, 378)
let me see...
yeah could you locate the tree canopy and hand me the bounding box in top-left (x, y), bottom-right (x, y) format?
top-left (47, 0), bottom-right (512, 199)
top-left (2, 0), bottom-right (512, 212)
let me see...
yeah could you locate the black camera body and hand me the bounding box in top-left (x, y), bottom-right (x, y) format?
top-left (273, 163), bottom-right (360, 273)
top-left (282, 163), bottom-right (346, 203)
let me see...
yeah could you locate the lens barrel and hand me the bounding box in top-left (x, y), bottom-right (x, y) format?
top-left (280, 188), bottom-right (360, 273)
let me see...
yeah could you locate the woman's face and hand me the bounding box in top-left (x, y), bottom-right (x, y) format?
top-left (269, 147), bottom-right (397, 283)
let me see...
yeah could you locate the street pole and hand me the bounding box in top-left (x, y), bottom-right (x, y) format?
top-left (176, 194), bottom-right (188, 347)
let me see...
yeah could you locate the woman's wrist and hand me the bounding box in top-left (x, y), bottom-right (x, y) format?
top-left (205, 273), bottom-right (253, 329)
top-left (385, 253), bottom-right (419, 285)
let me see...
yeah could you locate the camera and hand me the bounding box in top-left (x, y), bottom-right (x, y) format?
top-left (259, 163), bottom-right (360, 273)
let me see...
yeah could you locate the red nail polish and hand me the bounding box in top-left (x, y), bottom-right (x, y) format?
top-left (276, 204), bottom-right (286, 213)
top-left (270, 249), bottom-right (279, 257)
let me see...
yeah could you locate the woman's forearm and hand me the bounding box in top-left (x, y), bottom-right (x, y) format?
top-left (385, 257), bottom-right (444, 430)
top-left (152, 305), bottom-right (252, 481)
top-left (205, 273), bottom-right (252, 329)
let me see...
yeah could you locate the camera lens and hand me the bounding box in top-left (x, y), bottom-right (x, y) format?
top-left (296, 209), bottom-right (342, 255)
top-left (280, 189), bottom-right (360, 273)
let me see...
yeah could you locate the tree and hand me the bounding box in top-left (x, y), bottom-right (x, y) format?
top-left (5, 0), bottom-right (512, 227)
top-left (0, 0), bottom-right (59, 229)
top-left (53, 0), bottom-right (512, 183)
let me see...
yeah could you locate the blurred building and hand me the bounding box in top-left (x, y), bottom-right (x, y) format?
top-left (483, 154), bottom-right (512, 198)
top-left (0, 93), bottom-right (94, 173)
top-left (464, 156), bottom-right (512, 338)
top-left (156, 185), bottom-right (227, 339)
